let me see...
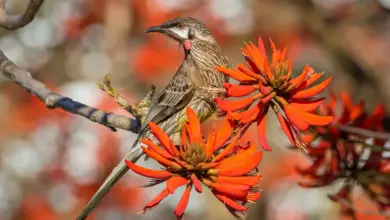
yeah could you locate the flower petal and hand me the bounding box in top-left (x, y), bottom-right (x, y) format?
top-left (307, 146), bottom-right (328, 157)
top-left (224, 83), bottom-right (257, 97)
top-left (257, 37), bottom-right (266, 57)
top-left (257, 109), bottom-right (272, 151)
top-left (213, 117), bottom-right (234, 151)
top-left (292, 72), bottom-right (323, 91)
top-left (141, 138), bottom-right (173, 159)
top-left (283, 104), bottom-right (310, 130)
top-left (341, 92), bottom-right (353, 110)
top-left (205, 131), bottom-right (215, 158)
top-left (216, 175), bottom-right (261, 186)
top-left (199, 162), bottom-right (220, 170)
top-left (217, 141), bottom-right (258, 169)
top-left (143, 188), bottom-right (170, 212)
top-left (237, 63), bottom-right (262, 81)
top-left (288, 104), bottom-right (333, 126)
top-left (263, 57), bottom-right (274, 80)
top-left (169, 143), bottom-right (180, 158)
top-left (328, 90), bottom-right (337, 110)
top-left (349, 100), bottom-right (364, 121)
top-left (214, 151), bottom-right (262, 176)
top-left (280, 46), bottom-right (288, 61)
top-left (269, 38), bottom-right (277, 52)
top-left (276, 112), bottom-right (296, 146)
top-left (272, 49), bottom-right (282, 64)
top-left (209, 182), bottom-right (249, 200)
top-left (215, 194), bottom-right (248, 211)
top-left (213, 136), bottom-right (239, 162)
top-left (125, 160), bottom-right (172, 179)
top-left (148, 122), bottom-right (174, 155)
top-left (245, 56), bottom-right (261, 73)
top-left (291, 76), bottom-right (332, 99)
top-left (215, 97), bottom-right (254, 112)
top-left (247, 42), bottom-right (264, 72)
top-left (301, 132), bottom-right (316, 144)
top-left (216, 66), bottom-right (255, 81)
top-left (289, 65), bottom-right (309, 87)
top-left (181, 124), bottom-right (189, 146)
top-left (166, 176), bottom-right (188, 194)
top-left (260, 91), bottom-right (275, 104)
top-left (289, 98), bottom-right (325, 112)
top-left (141, 146), bottom-right (181, 169)
top-left (247, 192), bottom-right (261, 202)
top-left (235, 104), bottom-right (261, 124)
top-left (186, 108), bottom-right (202, 144)
top-left (364, 104), bottom-right (386, 129)
top-left (190, 174), bottom-right (202, 193)
top-left (174, 184), bottom-right (192, 219)
top-left (259, 82), bottom-right (272, 95)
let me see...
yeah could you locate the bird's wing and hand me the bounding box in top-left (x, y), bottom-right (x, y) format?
top-left (139, 73), bottom-right (194, 132)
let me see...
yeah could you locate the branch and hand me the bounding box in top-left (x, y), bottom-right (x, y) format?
top-left (334, 195), bottom-right (390, 216)
top-left (0, 0), bottom-right (44, 30)
top-left (0, 50), bottom-right (141, 132)
top-left (98, 74), bottom-right (156, 123)
top-left (337, 124), bottom-right (390, 140)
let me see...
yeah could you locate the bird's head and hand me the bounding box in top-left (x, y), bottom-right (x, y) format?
top-left (144, 17), bottom-right (216, 51)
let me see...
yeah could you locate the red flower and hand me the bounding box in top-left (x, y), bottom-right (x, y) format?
top-left (298, 92), bottom-right (389, 216)
top-left (125, 108), bottom-right (262, 219)
top-left (215, 37), bottom-right (333, 151)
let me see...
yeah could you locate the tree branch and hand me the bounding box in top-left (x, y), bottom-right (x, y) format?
top-left (0, 50), bottom-right (141, 132)
top-left (98, 74), bottom-right (156, 123)
top-left (0, 0), bottom-right (44, 30)
top-left (337, 124), bottom-right (390, 140)
top-left (0, 0), bottom-right (152, 133)
top-left (334, 195), bottom-right (390, 216)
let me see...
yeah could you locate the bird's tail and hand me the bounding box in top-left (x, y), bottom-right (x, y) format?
top-left (76, 138), bottom-right (144, 220)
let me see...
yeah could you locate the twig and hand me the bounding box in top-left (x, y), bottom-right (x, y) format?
top-left (283, 180), bottom-right (390, 217)
top-left (0, 50), bottom-right (141, 132)
top-left (336, 124), bottom-right (390, 140)
top-left (99, 74), bottom-right (133, 112)
top-left (0, 0), bottom-right (45, 30)
top-left (334, 195), bottom-right (390, 216)
top-left (99, 74), bottom-right (156, 123)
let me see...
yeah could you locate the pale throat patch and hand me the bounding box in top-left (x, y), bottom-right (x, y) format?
top-left (171, 27), bottom-right (189, 39)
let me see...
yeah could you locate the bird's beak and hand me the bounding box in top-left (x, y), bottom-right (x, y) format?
top-left (144, 24), bottom-right (184, 43)
top-left (144, 25), bottom-right (165, 34)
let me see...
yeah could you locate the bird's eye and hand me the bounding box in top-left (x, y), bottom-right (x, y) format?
top-left (177, 23), bottom-right (184, 29)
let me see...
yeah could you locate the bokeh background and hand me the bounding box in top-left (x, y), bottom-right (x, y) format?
top-left (0, 0), bottom-right (389, 219)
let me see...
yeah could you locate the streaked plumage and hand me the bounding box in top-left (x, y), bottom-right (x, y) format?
top-left (77, 17), bottom-right (230, 220)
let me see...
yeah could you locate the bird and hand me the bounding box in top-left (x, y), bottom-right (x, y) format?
top-left (77, 17), bottom-right (230, 220)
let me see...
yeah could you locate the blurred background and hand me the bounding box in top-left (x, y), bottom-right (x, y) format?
top-left (0, 0), bottom-right (389, 219)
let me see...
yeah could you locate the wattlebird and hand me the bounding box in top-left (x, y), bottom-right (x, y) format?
top-left (77, 17), bottom-right (230, 219)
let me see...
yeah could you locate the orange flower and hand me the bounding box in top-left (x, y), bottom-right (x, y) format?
top-left (304, 91), bottom-right (386, 151)
top-left (126, 108), bottom-right (262, 219)
top-left (298, 92), bottom-right (389, 216)
top-left (215, 37), bottom-right (333, 151)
